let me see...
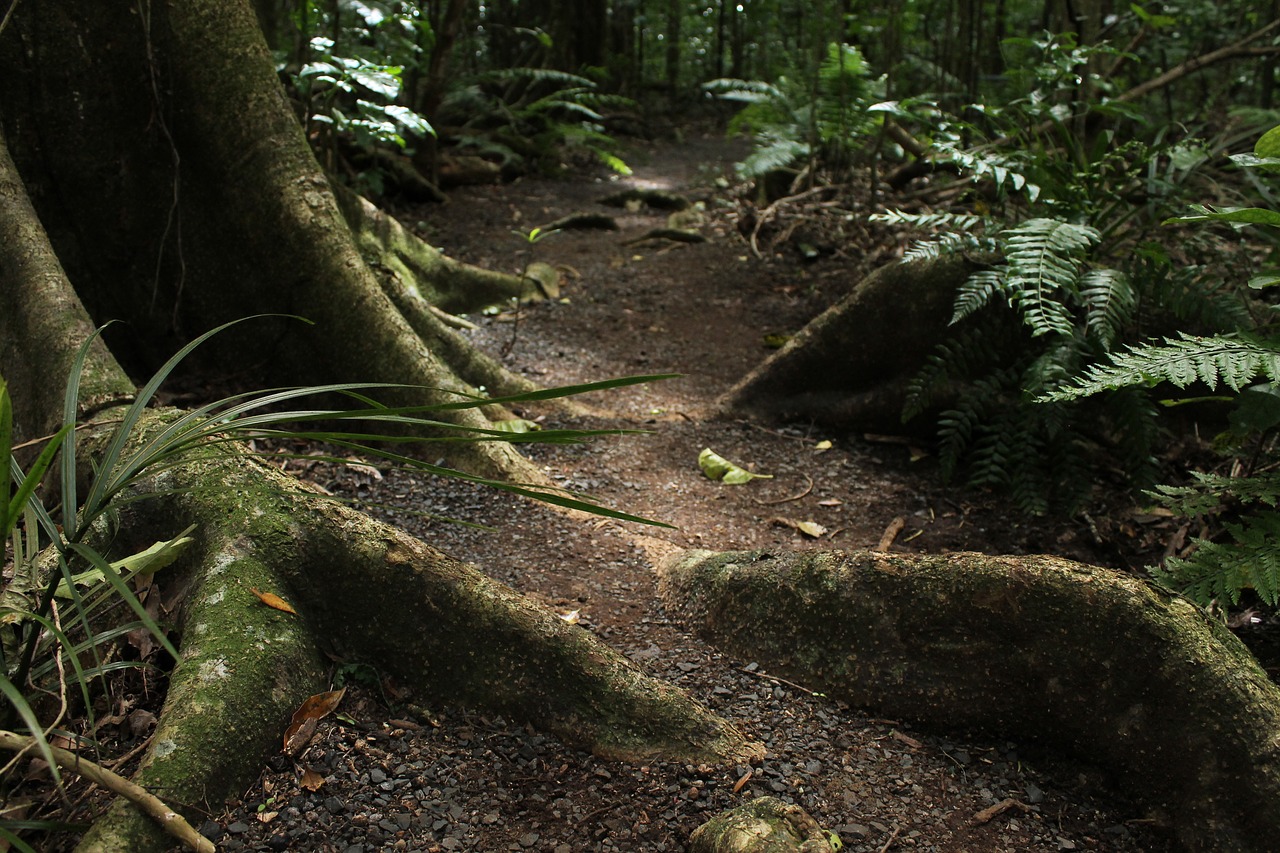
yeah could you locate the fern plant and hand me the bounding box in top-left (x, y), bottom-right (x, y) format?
top-left (442, 67), bottom-right (635, 176)
top-left (705, 42), bottom-right (881, 183)
top-left (1046, 125), bottom-right (1280, 607)
top-left (873, 208), bottom-right (1170, 512)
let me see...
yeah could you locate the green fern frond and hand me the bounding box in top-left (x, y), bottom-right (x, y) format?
top-left (936, 144), bottom-right (1040, 201)
top-left (1108, 386), bottom-right (1161, 486)
top-left (1020, 338), bottom-right (1080, 397)
top-left (1150, 471), bottom-right (1280, 516)
top-left (936, 366), bottom-right (1019, 480)
top-left (951, 269), bottom-right (1007, 325)
top-left (1080, 268), bottom-right (1135, 348)
top-left (1156, 512), bottom-right (1280, 605)
top-left (1002, 218), bottom-right (1099, 338)
top-left (738, 136), bottom-right (809, 179)
top-left (903, 322), bottom-right (1013, 419)
top-left (525, 93), bottom-right (603, 121)
top-left (901, 232), bottom-right (995, 264)
top-left (869, 209), bottom-right (990, 231)
top-left (1148, 270), bottom-right (1255, 333)
top-left (1045, 333), bottom-right (1280, 401)
top-left (704, 77), bottom-right (787, 103)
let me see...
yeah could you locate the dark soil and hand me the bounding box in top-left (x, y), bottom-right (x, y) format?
top-left (30, 133), bottom-right (1182, 852)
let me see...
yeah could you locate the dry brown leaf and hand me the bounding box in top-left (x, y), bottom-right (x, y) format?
top-left (558, 609), bottom-right (581, 624)
top-left (250, 587), bottom-right (297, 615)
top-left (818, 498), bottom-right (843, 507)
top-left (770, 517), bottom-right (828, 538)
top-left (283, 687), bottom-right (347, 755)
top-left (732, 769), bottom-right (753, 793)
top-left (299, 768), bottom-right (327, 792)
top-left (257, 811), bottom-right (279, 823)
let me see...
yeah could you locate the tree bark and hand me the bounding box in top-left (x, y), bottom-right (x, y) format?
top-left (658, 548), bottom-right (1280, 853)
top-left (717, 255), bottom-right (981, 432)
top-left (0, 0), bottom-right (543, 482)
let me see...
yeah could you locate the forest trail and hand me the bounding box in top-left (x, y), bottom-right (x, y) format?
top-left (206, 133), bottom-right (1173, 853)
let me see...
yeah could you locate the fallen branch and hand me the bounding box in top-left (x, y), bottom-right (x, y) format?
top-left (1113, 19), bottom-right (1280, 105)
top-left (0, 730), bottom-right (214, 853)
top-left (753, 473), bottom-right (814, 506)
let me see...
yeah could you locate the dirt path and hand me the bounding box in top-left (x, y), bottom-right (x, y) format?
top-left (204, 135), bottom-right (1171, 852)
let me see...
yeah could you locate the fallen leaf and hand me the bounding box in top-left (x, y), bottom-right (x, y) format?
top-left (250, 587), bottom-right (298, 615)
top-left (876, 517), bottom-right (906, 551)
top-left (559, 609), bottom-right (581, 624)
top-left (732, 768), bottom-right (753, 793)
top-left (699, 448), bottom-right (772, 484)
top-left (814, 440), bottom-right (833, 452)
top-left (818, 498), bottom-right (843, 507)
top-left (283, 687), bottom-right (347, 755)
top-left (762, 333), bottom-right (791, 349)
top-left (299, 768), bottom-right (327, 792)
top-left (771, 517), bottom-right (828, 538)
top-left (257, 811), bottom-right (278, 824)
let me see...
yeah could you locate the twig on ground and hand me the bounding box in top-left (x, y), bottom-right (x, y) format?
top-left (739, 666), bottom-right (820, 696)
top-left (878, 823), bottom-right (902, 853)
top-left (753, 473), bottom-right (813, 506)
top-left (427, 303), bottom-right (479, 331)
top-left (971, 797), bottom-right (1032, 825)
top-left (0, 729), bottom-right (215, 853)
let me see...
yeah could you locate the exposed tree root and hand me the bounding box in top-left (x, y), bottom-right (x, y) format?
top-left (63, 425), bottom-right (760, 852)
top-left (717, 255), bottom-right (981, 433)
top-left (336, 186), bottom-right (544, 315)
top-left (658, 548), bottom-right (1280, 852)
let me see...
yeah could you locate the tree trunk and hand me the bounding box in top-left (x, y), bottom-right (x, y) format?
top-left (717, 255), bottom-right (981, 432)
top-left (0, 0), bottom-right (541, 482)
top-left (658, 548), bottom-right (1280, 853)
top-left (0, 120), bottom-right (760, 853)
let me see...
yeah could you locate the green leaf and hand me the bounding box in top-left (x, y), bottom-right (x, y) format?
top-left (1256, 125), bottom-right (1280, 160)
top-left (1165, 206), bottom-right (1280, 228)
top-left (55, 530), bottom-right (195, 599)
top-left (698, 448), bottom-right (772, 484)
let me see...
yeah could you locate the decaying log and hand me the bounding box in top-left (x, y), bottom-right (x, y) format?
top-left (659, 548), bottom-right (1280, 852)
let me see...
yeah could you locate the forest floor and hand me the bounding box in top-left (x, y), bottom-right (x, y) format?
top-left (206, 132), bottom-right (1184, 853)
top-left (43, 133), bottom-right (1187, 852)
